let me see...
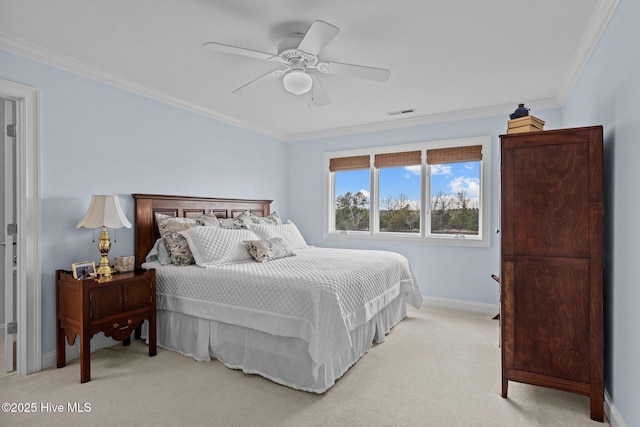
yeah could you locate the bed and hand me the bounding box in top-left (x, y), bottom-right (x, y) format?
top-left (133, 193), bottom-right (423, 392)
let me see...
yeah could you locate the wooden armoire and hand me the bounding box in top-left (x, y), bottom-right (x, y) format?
top-left (500, 126), bottom-right (604, 421)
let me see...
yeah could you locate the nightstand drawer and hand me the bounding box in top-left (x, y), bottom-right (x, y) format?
top-left (91, 310), bottom-right (151, 341)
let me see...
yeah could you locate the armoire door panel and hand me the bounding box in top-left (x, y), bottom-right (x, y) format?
top-left (511, 262), bottom-right (590, 382)
top-left (509, 142), bottom-right (590, 258)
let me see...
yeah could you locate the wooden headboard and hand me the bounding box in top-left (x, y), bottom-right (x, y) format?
top-left (132, 194), bottom-right (272, 269)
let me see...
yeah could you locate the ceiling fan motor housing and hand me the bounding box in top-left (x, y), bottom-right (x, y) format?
top-left (277, 33), bottom-right (305, 57)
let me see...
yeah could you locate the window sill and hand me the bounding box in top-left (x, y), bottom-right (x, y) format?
top-left (324, 231), bottom-right (489, 247)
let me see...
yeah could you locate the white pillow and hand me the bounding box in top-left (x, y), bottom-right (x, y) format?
top-left (249, 221), bottom-right (307, 250)
top-left (145, 238), bottom-right (172, 265)
top-left (180, 226), bottom-right (258, 267)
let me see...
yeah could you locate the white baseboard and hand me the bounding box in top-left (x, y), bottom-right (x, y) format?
top-left (422, 296), bottom-right (499, 316)
top-left (605, 390), bottom-right (628, 427)
top-left (40, 334), bottom-right (118, 370)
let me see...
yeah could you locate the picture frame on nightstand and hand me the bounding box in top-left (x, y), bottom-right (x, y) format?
top-left (71, 260), bottom-right (96, 280)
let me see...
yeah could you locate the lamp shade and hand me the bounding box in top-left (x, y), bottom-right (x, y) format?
top-left (282, 70), bottom-right (312, 95)
top-left (76, 195), bottom-right (132, 229)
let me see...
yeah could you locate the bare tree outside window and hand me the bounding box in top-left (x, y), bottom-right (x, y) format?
top-left (335, 191), bottom-right (370, 231)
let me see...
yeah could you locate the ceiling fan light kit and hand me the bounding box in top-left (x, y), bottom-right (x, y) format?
top-left (203, 20), bottom-right (390, 106)
top-left (283, 69), bottom-right (313, 95)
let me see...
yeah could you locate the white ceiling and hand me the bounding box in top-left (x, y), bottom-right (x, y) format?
top-left (0, 0), bottom-right (617, 141)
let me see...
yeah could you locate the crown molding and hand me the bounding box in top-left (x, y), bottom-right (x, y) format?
top-left (556, 0), bottom-right (621, 104)
top-left (0, 32), bottom-right (288, 142)
top-left (283, 98), bottom-right (561, 142)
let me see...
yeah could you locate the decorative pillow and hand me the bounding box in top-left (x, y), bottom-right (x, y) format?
top-left (217, 217), bottom-right (248, 229)
top-left (237, 210), bottom-right (282, 226)
top-left (155, 213), bottom-right (202, 266)
top-left (196, 212), bottom-right (221, 227)
top-left (145, 238), bottom-right (172, 265)
top-left (249, 221), bottom-right (308, 250)
top-left (244, 237), bottom-right (295, 263)
top-left (180, 226), bottom-right (257, 267)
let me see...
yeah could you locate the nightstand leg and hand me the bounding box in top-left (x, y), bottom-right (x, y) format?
top-left (80, 332), bottom-right (91, 383)
top-left (56, 322), bottom-right (66, 368)
top-left (149, 318), bottom-right (157, 357)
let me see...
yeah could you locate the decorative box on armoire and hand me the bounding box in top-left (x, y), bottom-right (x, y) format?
top-left (500, 126), bottom-right (604, 421)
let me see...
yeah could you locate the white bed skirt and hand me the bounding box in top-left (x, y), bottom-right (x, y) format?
top-left (152, 292), bottom-right (409, 393)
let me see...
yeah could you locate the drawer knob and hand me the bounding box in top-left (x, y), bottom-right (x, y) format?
top-left (113, 319), bottom-right (133, 330)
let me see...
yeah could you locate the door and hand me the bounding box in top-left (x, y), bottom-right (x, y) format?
top-left (0, 79), bottom-right (41, 377)
top-left (2, 97), bottom-right (17, 373)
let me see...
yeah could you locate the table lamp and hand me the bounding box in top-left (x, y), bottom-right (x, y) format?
top-left (76, 195), bottom-right (132, 280)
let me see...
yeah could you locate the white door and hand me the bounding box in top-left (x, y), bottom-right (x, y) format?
top-left (2, 98), bottom-right (17, 373)
top-left (0, 79), bottom-right (41, 376)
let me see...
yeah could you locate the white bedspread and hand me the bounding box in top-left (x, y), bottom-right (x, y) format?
top-left (142, 247), bottom-right (422, 367)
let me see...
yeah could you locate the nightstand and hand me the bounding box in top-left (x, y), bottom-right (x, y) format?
top-left (56, 269), bottom-right (157, 383)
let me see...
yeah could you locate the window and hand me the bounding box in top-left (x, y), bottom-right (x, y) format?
top-left (376, 151), bottom-right (421, 234)
top-left (324, 136), bottom-right (491, 247)
top-left (330, 155), bottom-right (370, 232)
top-left (427, 145), bottom-right (482, 238)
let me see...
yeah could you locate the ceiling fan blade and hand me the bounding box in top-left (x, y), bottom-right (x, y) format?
top-left (297, 20), bottom-right (340, 55)
top-left (310, 74), bottom-right (331, 107)
top-left (202, 41), bottom-right (274, 61)
top-left (322, 61), bottom-right (391, 82)
top-left (232, 69), bottom-right (284, 95)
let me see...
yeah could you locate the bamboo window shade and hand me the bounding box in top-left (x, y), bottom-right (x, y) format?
top-left (374, 151), bottom-right (421, 168)
top-left (329, 155), bottom-right (370, 172)
top-left (427, 145), bottom-right (482, 164)
top-left (330, 146), bottom-right (481, 171)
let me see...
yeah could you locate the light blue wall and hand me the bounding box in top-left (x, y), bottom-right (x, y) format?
top-left (2, 1), bottom-right (637, 421)
top-left (288, 110), bottom-right (562, 305)
top-left (0, 49), bottom-right (290, 357)
top-left (562, 0), bottom-right (639, 425)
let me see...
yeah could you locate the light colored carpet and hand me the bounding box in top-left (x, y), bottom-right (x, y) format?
top-left (0, 306), bottom-right (608, 426)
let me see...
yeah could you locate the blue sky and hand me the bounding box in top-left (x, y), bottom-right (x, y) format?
top-left (335, 162), bottom-right (480, 208)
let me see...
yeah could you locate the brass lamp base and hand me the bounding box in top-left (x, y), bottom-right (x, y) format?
top-left (96, 261), bottom-right (113, 281)
top-left (96, 227), bottom-right (113, 281)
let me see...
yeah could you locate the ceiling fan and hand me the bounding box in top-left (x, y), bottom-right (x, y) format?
top-left (202, 20), bottom-right (391, 107)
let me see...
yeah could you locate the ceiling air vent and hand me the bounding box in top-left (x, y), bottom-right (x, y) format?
top-left (387, 108), bottom-right (416, 116)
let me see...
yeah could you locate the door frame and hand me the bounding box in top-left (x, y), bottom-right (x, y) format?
top-left (4, 97), bottom-right (16, 372)
top-left (0, 78), bottom-right (40, 375)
